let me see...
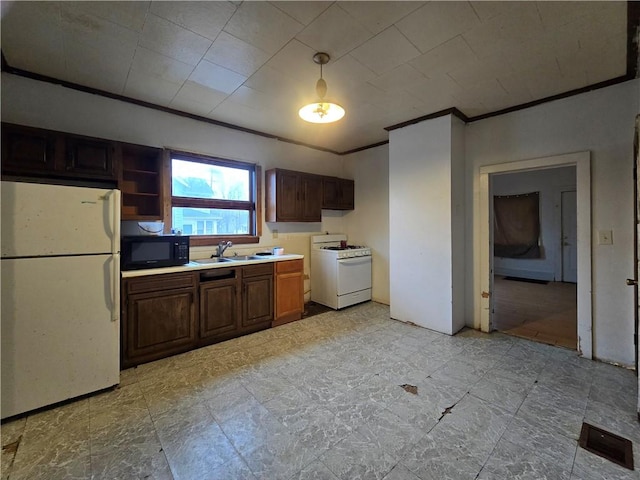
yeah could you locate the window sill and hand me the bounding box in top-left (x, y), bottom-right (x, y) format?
top-left (189, 235), bottom-right (259, 247)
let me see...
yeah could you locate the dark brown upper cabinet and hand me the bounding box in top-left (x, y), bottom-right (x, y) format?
top-left (265, 168), bottom-right (323, 222)
top-left (1, 123), bottom-right (118, 182)
top-left (119, 143), bottom-right (163, 221)
top-left (322, 177), bottom-right (354, 210)
top-left (64, 135), bottom-right (115, 179)
top-left (1, 124), bottom-right (58, 176)
top-left (1, 123), bottom-right (164, 221)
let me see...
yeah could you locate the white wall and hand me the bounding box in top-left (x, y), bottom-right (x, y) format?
top-left (466, 79), bottom-right (640, 366)
top-left (451, 116), bottom-right (466, 333)
top-left (492, 166), bottom-right (576, 281)
top-left (389, 114), bottom-right (464, 335)
top-left (343, 145), bottom-right (390, 305)
top-left (1, 73), bottom-right (350, 300)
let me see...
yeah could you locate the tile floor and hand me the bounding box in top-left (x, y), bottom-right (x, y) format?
top-left (2, 302), bottom-right (639, 480)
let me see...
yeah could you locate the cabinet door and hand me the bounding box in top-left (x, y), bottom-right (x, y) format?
top-left (275, 271), bottom-right (304, 321)
top-left (338, 179), bottom-right (355, 209)
top-left (322, 177), bottom-right (340, 209)
top-left (200, 279), bottom-right (239, 340)
top-left (242, 274), bottom-right (273, 328)
top-left (300, 174), bottom-right (322, 222)
top-left (275, 170), bottom-right (300, 221)
top-left (124, 288), bottom-right (196, 366)
top-left (65, 136), bottom-right (116, 179)
top-left (322, 177), bottom-right (354, 210)
top-left (2, 124), bottom-right (57, 175)
top-left (274, 259), bottom-right (304, 327)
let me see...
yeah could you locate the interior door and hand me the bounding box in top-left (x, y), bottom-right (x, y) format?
top-left (561, 190), bottom-right (578, 283)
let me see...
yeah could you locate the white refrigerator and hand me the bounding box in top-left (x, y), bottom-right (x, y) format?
top-left (1, 181), bottom-right (121, 419)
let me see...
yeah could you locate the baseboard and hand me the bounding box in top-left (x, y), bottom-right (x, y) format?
top-left (494, 268), bottom-right (554, 281)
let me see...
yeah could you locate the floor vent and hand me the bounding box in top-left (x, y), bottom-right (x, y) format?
top-left (579, 422), bottom-right (634, 470)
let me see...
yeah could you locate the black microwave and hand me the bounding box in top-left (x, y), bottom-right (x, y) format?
top-left (121, 235), bottom-right (190, 270)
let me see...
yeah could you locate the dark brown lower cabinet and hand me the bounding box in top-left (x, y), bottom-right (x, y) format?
top-left (242, 263), bottom-right (274, 329)
top-left (198, 269), bottom-right (240, 344)
top-left (122, 264), bottom-right (275, 367)
top-left (122, 273), bottom-right (197, 368)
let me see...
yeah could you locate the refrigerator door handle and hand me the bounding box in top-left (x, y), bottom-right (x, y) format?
top-left (110, 254), bottom-right (120, 322)
top-left (104, 190), bottom-right (120, 323)
top-left (102, 189), bottom-right (121, 255)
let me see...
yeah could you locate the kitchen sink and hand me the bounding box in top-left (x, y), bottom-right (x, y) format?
top-left (192, 257), bottom-right (233, 264)
top-left (192, 255), bottom-right (263, 264)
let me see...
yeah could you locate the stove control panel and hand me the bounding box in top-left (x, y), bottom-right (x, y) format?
top-left (337, 248), bottom-right (371, 259)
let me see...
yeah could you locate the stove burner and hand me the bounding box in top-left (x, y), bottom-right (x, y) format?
top-left (322, 245), bottom-right (365, 250)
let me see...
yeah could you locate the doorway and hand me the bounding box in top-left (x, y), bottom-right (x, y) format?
top-left (477, 151), bottom-right (593, 358)
top-left (490, 167), bottom-right (577, 348)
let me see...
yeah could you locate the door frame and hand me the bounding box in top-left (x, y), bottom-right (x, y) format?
top-left (478, 151), bottom-right (592, 358)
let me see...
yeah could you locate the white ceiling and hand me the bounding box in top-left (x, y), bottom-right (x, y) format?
top-left (0, 1), bottom-right (629, 153)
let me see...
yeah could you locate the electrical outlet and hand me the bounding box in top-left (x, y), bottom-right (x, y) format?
top-left (598, 230), bottom-right (613, 245)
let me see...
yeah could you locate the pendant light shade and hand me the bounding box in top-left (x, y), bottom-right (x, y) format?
top-left (299, 53), bottom-right (345, 124)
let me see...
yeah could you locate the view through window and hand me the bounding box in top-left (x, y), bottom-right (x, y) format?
top-left (171, 154), bottom-right (257, 241)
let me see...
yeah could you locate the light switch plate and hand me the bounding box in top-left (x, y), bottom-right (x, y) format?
top-left (598, 230), bottom-right (613, 245)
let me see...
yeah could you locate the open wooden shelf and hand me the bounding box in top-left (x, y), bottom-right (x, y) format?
top-left (119, 144), bottom-right (163, 220)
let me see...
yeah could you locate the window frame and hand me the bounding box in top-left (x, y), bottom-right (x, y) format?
top-left (164, 150), bottom-right (262, 246)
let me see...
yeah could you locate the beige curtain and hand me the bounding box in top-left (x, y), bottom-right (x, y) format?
top-left (494, 192), bottom-right (541, 258)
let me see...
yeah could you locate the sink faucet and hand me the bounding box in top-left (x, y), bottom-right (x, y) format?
top-left (214, 240), bottom-right (233, 258)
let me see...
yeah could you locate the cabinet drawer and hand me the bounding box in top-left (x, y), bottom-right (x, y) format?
top-left (199, 268), bottom-right (237, 282)
top-left (126, 272), bottom-right (196, 294)
top-left (276, 259), bottom-right (303, 274)
top-left (243, 263), bottom-right (274, 278)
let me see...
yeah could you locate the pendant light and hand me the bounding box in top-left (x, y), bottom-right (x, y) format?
top-left (298, 52), bottom-right (345, 124)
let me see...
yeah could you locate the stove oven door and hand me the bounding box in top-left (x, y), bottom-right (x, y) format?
top-left (336, 256), bottom-right (372, 295)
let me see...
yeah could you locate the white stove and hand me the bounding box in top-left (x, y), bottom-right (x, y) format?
top-left (311, 234), bottom-right (372, 309)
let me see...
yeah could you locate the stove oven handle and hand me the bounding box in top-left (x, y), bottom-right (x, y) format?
top-left (337, 257), bottom-right (371, 265)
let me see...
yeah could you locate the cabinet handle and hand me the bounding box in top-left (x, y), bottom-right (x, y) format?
top-left (67, 150), bottom-right (75, 170)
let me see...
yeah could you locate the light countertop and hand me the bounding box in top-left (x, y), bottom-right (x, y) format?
top-left (121, 254), bottom-right (304, 278)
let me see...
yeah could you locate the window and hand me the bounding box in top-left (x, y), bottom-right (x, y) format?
top-left (170, 152), bottom-right (261, 245)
